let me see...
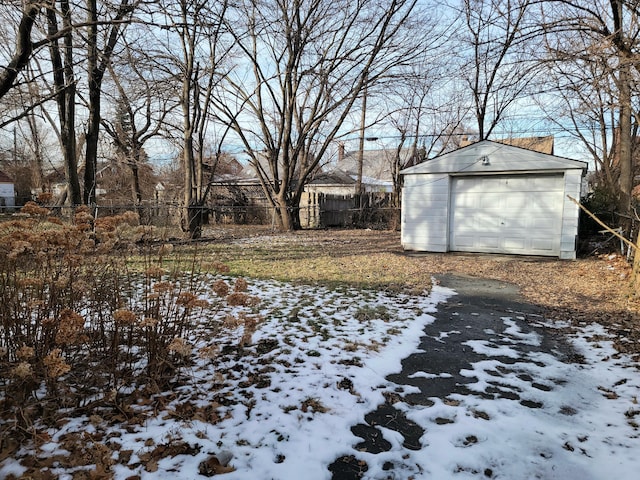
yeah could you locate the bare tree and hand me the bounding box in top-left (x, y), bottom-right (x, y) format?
top-left (383, 58), bottom-right (468, 208)
top-left (46, 0), bottom-right (82, 205)
top-left (101, 41), bottom-right (177, 204)
top-left (215, 0), bottom-right (422, 231)
top-left (147, 0), bottom-right (231, 238)
top-left (83, 0), bottom-right (136, 205)
top-left (0, 1), bottom-right (40, 99)
top-left (536, 56), bottom-right (620, 207)
top-left (540, 0), bottom-right (640, 224)
top-left (455, 0), bottom-right (540, 140)
top-left (1, 1), bottom-right (138, 208)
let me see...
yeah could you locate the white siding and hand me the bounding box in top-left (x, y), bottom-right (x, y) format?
top-left (401, 174), bottom-right (449, 252)
top-left (559, 170), bottom-right (583, 259)
top-left (0, 182), bottom-right (15, 208)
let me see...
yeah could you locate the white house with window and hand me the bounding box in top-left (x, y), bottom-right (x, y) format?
top-left (0, 170), bottom-right (16, 210)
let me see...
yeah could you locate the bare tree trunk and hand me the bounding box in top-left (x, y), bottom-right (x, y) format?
top-left (0, 2), bottom-right (38, 99)
top-left (182, 133), bottom-right (202, 238)
top-left (26, 112), bottom-right (45, 194)
top-left (274, 192), bottom-right (294, 231)
top-left (356, 87), bottom-right (367, 200)
top-left (130, 157), bottom-right (142, 204)
top-left (84, 0), bottom-right (133, 206)
top-left (617, 62), bottom-right (633, 222)
top-left (47, 0), bottom-right (81, 206)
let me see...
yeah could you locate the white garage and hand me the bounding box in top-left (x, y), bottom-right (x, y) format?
top-left (400, 140), bottom-right (588, 259)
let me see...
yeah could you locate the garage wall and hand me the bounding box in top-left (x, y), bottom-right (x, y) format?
top-left (400, 141), bottom-right (587, 259)
top-left (559, 170), bottom-right (583, 259)
top-left (401, 173), bottom-right (449, 252)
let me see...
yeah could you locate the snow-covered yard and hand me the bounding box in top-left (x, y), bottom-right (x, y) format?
top-left (1, 278), bottom-right (639, 479)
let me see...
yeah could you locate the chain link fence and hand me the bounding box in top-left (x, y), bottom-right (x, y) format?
top-left (0, 195), bottom-right (401, 230)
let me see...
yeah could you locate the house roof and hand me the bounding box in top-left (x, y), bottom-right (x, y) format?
top-left (0, 170), bottom-right (13, 183)
top-left (461, 135), bottom-right (555, 154)
top-left (210, 173), bottom-right (262, 186)
top-left (308, 170), bottom-right (356, 186)
top-left (338, 148), bottom-right (412, 182)
top-left (401, 140), bottom-right (587, 176)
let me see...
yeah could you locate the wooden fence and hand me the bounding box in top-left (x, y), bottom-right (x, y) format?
top-left (300, 192), bottom-right (396, 229)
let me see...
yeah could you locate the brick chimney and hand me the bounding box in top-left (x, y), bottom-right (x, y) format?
top-left (338, 142), bottom-right (345, 163)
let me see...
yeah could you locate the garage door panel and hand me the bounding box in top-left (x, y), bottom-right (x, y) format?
top-left (450, 175), bottom-right (563, 256)
top-left (501, 177), bottom-right (529, 191)
top-left (476, 217), bottom-right (501, 230)
top-left (503, 196), bottom-right (529, 210)
top-left (454, 235), bottom-right (475, 247)
top-left (532, 176), bottom-right (563, 190)
top-left (530, 217), bottom-right (558, 229)
top-left (532, 191), bottom-right (562, 204)
top-left (531, 238), bottom-right (555, 251)
top-left (479, 193), bottom-right (503, 208)
top-left (471, 235), bottom-right (499, 249)
top-left (504, 237), bottom-right (526, 250)
top-left (502, 218), bottom-right (527, 229)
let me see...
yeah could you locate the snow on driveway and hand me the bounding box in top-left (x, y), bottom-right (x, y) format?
top-left (1, 278), bottom-right (638, 479)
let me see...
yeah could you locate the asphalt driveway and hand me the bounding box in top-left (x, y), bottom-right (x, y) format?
top-left (329, 274), bottom-right (581, 479)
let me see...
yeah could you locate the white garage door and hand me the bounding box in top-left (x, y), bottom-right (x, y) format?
top-left (450, 174), bottom-right (564, 256)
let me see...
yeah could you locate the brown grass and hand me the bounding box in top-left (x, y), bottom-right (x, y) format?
top-left (193, 226), bottom-right (640, 357)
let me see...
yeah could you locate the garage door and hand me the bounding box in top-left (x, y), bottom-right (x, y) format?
top-left (450, 174), bottom-right (564, 256)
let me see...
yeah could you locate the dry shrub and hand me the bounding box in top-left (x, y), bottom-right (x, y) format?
top-left (94, 211), bottom-right (140, 232)
top-left (239, 313), bottom-right (261, 346)
top-left (234, 278), bottom-right (248, 292)
top-left (74, 205), bottom-right (94, 227)
top-left (199, 344), bottom-right (220, 360)
top-left (221, 312), bottom-right (263, 346)
top-left (146, 266), bottom-right (166, 278)
top-left (114, 308), bottom-right (137, 326)
top-left (212, 279), bottom-right (230, 297)
top-left (0, 213), bottom-right (249, 454)
top-left (11, 361), bottom-right (33, 379)
top-left (209, 261), bottom-right (230, 273)
top-left (168, 337), bottom-right (193, 357)
top-left (16, 345), bottom-right (34, 360)
top-left (35, 192), bottom-right (54, 205)
top-left (153, 281), bottom-right (175, 293)
top-left (43, 348), bottom-right (71, 378)
top-left (226, 291), bottom-right (259, 306)
top-left (55, 309), bottom-right (87, 345)
top-left (93, 211), bottom-right (141, 248)
top-left (223, 313), bottom-right (242, 328)
top-left (20, 201), bottom-right (50, 217)
top-left (158, 243), bottom-right (174, 256)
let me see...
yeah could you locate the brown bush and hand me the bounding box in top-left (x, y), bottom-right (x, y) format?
top-left (0, 213), bottom-right (251, 452)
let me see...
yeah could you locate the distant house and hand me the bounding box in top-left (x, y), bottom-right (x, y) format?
top-left (331, 143), bottom-right (412, 193)
top-left (0, 170), bottom-right (16, 210)
top-left (461, 135), bottom-right (555, 155)
top-left (300, 146), bottom-right (406, 228)
top-left (305, 170), bottom-right (356, 195)
top-left (207, 165), bottom-right (270, 224)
